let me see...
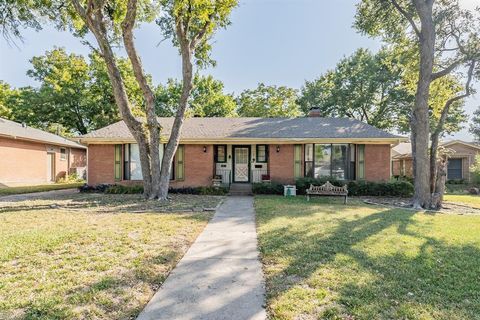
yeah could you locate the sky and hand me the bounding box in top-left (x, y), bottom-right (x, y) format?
top-left (0, 0), bottom-right (478, 140)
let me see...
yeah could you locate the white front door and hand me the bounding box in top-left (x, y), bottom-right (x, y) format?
top-left (234, 147), bottom-right (249, 182)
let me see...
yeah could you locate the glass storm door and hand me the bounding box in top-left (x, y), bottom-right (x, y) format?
top-left (234, 147), bottom-right (250, 182)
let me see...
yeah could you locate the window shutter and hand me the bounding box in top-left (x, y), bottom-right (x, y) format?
top-left (114, 145), bottom-right (122, 181)
top-left (357, 144), bottom-right (365, 180)
top-left (294, 144), bottom-right (302, 179)
top-left (175, 145), bottom-right (185, 181)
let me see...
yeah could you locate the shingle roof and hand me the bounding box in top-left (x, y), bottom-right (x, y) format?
top-left (80, 117), bottom-right (403, 142)
top-left (0, 118), bottom-right (86, 149)
top-left (392, 140), bottom-right (480, 159)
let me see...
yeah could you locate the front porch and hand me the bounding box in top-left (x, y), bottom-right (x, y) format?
top-left (214, 144), bottom-right (270, 185)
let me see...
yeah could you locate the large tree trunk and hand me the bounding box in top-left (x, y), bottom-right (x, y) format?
top-left (158, 24), bottom-right (195, 200)
top-left (72, 0), bottom-right (154, 197)
top-left (431, 154), bottom-right (447, 210)
top-left (122, 0), bottom-right (162, 199)
top-left (411, 0), bottom-right (435, 209)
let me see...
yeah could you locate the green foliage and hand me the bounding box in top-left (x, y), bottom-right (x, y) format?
top-left (102, 184), bottom-right (228, 195)
top-left (0, 81), bottom-right (15, 119)
top-left (252, 183), bottom-right (284, 195)
top-left (298, 48), bottom-right (411, 131)
top-left (155, 75), bottom-right (236, 117)
top-left (157, 0), bottom-right (239, 67)
top-left (198, 186), bottom-right (228, 195)
top-left (236, 83), bottom-right (300, 117)
top-left (469, 108), bottom-right (480, 142)
top-left (470, 154), bottom-right (480, 184)
top-left (294, 177), bottom-right (413, 198)
top-left (56, 173), bottom-right (85, 184)
top-left (105, 184), bottom-right (145, 194)
top-left (1, 48), bottom-right (146, 135)
top-left (354, 0), bottom-right (478, 138)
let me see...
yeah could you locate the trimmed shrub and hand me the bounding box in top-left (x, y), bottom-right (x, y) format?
top-left (295, 178), bottom-right (414, 198)
top-left (81, 184), bottom-right (228, 196)
top-left (79, 183), bottom-right (113, 193)
top-left (105, 184), bottom-right (144, 194)
top-left (198, 186), bottom-right (229, 195)
top-left (252, 182), bottom-right (284, 195)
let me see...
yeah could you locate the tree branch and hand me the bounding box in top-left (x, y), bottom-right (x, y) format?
top-left (430, 58), bottom-right (463, 80)
top-left (389, 0), bottom-right (421, 37)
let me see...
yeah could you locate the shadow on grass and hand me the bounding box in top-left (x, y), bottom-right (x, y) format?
top-left (0, 193), bottom-right (221, 216)
top-left (256, 196), bottom-right (480, 319)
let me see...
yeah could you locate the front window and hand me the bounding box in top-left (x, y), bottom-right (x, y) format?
top-left (314, 144), bottom-right (331, 177)
top-left (60, 148), bottom-right (67, 160)
top-left (305, 144), bottom-right (356, 180)
top-left (256, 145), bottom-right (268, 163)
top-left (331, 144), bottom-right (348, 179)
top-left (215, 145), bottom-right (227, 163)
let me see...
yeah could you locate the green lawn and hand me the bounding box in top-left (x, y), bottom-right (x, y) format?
top-left (444, 194), bottom-right (480, 209)
top-left (0, 193), bottom-right (220, 319)
top-left (0, 182), bottom-right (84, 196)
top-left (255, 196), bottom-right (480, 320)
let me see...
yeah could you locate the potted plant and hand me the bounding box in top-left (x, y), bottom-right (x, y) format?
top-left (261, 174), bottom-right (271, 183)
top-left (212, 175), bottom-right (223, 187)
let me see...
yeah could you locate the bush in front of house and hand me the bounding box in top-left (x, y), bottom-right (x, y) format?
top-left (294, 177), bottom-right (413, 198)
top-left (80, 184), bottom-right (228, 196)
top-left (252, 182), bottom-right (284, 195)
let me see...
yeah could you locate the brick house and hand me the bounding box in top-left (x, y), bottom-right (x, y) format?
top-left (392, 140), bottom-right (480, 182)
top-left (0, 118), bottom-right (87, 187)
top-left (79, 116), bottom-right (404, 187)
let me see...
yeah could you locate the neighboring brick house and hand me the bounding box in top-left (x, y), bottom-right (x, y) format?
top-left (392, 140), bottom-right (480, 182)
top-left (78, 116), bottom-right (405, 187)
top-left (0, 118), bottom-right (87, 186)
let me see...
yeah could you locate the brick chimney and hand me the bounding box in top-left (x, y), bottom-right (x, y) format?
top-left (308, 107), bottom-right (321, 117)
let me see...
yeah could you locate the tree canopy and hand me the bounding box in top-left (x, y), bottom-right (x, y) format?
top-left (155, 75), bottom-right (236, 117)
top-left (1, 48), bottom-right (146, 135)
top-left (298, 48), bottom-right (410, 131)
top-left (236, 83), bottom-right (300, 118)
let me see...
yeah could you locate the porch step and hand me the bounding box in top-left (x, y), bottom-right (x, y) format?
top-left (229, 183), bottom-right (253, 196)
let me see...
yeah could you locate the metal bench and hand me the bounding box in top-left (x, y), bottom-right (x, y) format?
top-left (306, 181), bottom-right (348, 204)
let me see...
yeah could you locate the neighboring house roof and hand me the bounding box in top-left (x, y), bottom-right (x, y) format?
top-left (78, 117), bottom-right (405, 143)
top-left (392, 140), bottom-right (480, 159)
top-left (0, 118), bottom-right (86, 149)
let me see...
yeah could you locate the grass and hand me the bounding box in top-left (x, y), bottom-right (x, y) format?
top-left (255, 196), bottom-right (480, 320)
top-left (0, 182), bottom-right (84, 196)
top-left (0, 193), bottom-right (222, 319)
top-left (444, 194), bottom-right (480, 209)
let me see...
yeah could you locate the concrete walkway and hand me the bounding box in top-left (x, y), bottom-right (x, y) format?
top-left (137, 196), bottom-right (266, 320)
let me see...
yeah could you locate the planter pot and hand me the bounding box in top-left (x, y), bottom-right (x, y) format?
top-left (212, 179), bottom-right (223, 187)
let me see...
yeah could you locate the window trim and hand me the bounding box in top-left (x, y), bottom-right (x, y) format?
top-left (114, 145), bottom-right (122, 181)
top-left (214, 145), bottom-right (227, 163)
top-left (256, 144), bottom-right (268, 163)
top-left (60, 147), bottom-right (67, 161)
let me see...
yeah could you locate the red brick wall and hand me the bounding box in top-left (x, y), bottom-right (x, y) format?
top-left (70, 148), bottom-right (87, 168)
top-left (88, 144), bottom-right (115, 185)
top-left (0, 137), bottom-right (47, 186)
top-left (0, 137), bottom-right (85, 186)
top-left (365, 144), bottom-right (391, 181)
top-left (88, 144), bottom-right (214, 187)
top-left (170, 144), bottom-right (214, 188)
top-left (269, 144), bottom-right (295, 184)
